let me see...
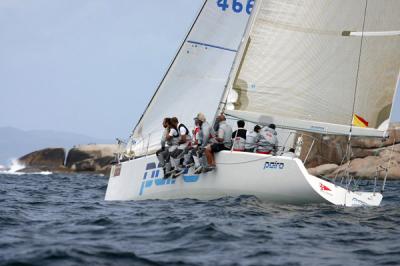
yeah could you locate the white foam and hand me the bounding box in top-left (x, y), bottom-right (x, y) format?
top-left (0, 159), bottom-right (52, 175)
top-left (8, 159), bottom-right (25, 173)
top-left (0, 159), bottom-right (24, 175)
top-left (32, 171), bottom-right (53, 175)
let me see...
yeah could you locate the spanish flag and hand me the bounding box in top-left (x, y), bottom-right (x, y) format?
top-left (353, 114), bottom-right (369, 128)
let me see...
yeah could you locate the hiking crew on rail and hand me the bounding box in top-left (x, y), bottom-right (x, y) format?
top-left (156, 113), bottom-right (280, 178)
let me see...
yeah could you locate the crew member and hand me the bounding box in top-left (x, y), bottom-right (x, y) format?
top-left (193, 113), bottom-right (215, 174)
top-left (163, 118), bottom-right (180, 177)
top-left (183, 118), bottom-right (201, 169)
top-left (255, 124), bottom-right (278, 155)
top-left (204, 114), bottom-right (232, 170)
top-left (170, 117), bottom-right (191, 177)
top-left (245, 125), bottom-right (261, 152)
top-left (232, 120), bottom-right (247, 151)
top-left (156, 117), bottom-right (171, 173)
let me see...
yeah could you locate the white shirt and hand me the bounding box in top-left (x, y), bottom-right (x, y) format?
top-left (178, 124), bottom-right (191, 149)
top-left (245, 131), bottom-right (259, 150)
top-left (218, 121), bottom-right (233, 149)
top-left (167, 128), bottom-right (179, 151)
top-left (200, 121), bottom-right (213, 148)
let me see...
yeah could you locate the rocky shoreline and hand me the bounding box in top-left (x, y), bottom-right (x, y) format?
top-left (13, 123), bottom-right (400, 179)
top-left (16, 144), bottom-right (122, 175)
top-left (304, 123), bottom-right (400, 179)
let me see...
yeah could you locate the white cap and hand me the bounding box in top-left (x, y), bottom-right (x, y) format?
top-left (195, 113), bottom-right (206, 122)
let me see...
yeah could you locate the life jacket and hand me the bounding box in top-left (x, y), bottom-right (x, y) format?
top-left (232, 129), bottom-right (246, 151)
top-left (232, 137), bottom-right (246, 151)
top-left (178, 123), bottom-right (190, 136)
top-left (193, 126), bottom-right (201, 145)
top-left (178, 123), bottom-right (192, 148)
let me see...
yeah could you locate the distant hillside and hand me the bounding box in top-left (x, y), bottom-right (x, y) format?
top-left (0, 127), bottom-right (113, 165)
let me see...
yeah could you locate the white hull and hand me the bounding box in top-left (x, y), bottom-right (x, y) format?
top-left (105, 151), bottom-right (382, 207)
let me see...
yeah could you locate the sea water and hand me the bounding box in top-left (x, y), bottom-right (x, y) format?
top-left (0, 173), bottom-right (399, 266)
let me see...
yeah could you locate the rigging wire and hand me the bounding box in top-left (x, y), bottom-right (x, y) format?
top-left (381, 136), bottom-right (396, 193)
top-left (344, 0), bottom-right (369, 190)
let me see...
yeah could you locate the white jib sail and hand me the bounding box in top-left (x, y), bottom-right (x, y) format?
top-left (130, 0), bottom-right (253, 156)
top-left (226, 0), bottom-right (400, 137)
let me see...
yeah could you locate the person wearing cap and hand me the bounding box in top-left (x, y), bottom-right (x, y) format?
top-left (193, 113), bottom-right (215, 174)
top-left (170, 117), bottom-right (192, 177)
top-left (161, 118), bottom-right (180, 177)
top-left (245, 125), bottom-right (261, 152)
top-left (204, 114), bottom-right (232, 170)
top-left (255, 123), bottom-right (278, 155)
top-left (156, 117), bottom-right (171, 174)
top-left (183, 117), bottom-right (201, 170)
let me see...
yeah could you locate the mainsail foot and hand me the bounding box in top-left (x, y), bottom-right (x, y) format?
top-left (105, 151), bottom-right (382, 207)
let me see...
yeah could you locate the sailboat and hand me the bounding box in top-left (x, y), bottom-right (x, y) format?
top-left (105, 0), bottom-right (400, 206)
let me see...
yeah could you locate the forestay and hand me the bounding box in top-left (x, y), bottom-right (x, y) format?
top-left (227, 0), bottom-right (400, 136)
top-left (130, 0), bottom-right (252, 156)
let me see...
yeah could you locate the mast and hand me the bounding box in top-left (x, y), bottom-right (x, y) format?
top-left (214, 0), bottom-right (262, 121)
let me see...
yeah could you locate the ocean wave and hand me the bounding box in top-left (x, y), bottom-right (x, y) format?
top-left (0, 174), bottom-right (399, 266)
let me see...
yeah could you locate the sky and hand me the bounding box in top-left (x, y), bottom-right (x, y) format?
top-left (0, 0), bottom-right (399, 140)
top-left (0, 0), bottom-right (203, 139)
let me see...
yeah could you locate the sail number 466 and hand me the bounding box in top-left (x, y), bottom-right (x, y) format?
top-left (217, 0), bottom-right (254, 15)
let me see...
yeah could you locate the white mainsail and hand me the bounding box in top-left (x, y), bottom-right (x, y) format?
top-left (130, 0), bottom-right (252, 156)
top-left (225, 0), bottom-right (400, 137)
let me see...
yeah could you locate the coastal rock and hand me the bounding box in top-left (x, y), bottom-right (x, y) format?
top-left (18, 148), bottom-right (66, 171)
top-left (351, 123), bottom-right (400, 149)
top-left (328, 153), bottom-right (400, 180)
top-left (70, 156), bottom-right (115, 174)
top-left (300, 135), bottom-right (348, 168)
top-left (66, 144), bottom-right (121, 174)
top-left (350, 147), bottom-right (381, 159)
top-left (300, 123), bottom-right (400, 171)
top-left (307, 164), bottom-right (338, 177)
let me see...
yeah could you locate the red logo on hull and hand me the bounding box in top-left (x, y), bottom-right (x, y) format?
top-left (320, 183), bottom-right (331, 191)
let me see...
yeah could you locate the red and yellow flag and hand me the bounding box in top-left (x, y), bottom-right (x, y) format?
top-left (353, 114), bottom-right (369, 128)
